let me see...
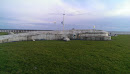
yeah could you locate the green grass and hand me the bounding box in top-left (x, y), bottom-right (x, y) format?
top-left (0, 35), bottom-right (130, 74)
top-left (0, 32), bottom-right (8, 35)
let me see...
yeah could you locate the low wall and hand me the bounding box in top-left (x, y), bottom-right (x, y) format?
top-left (109, 31), bottom-right (130, 35)
top-left (0, 30), bottom-right (111, 43)
top-left (0, 33), bottom-right (64, 43)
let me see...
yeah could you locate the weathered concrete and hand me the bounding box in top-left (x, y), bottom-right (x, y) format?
top-left (0, 29), bottom-right (53, 33)
top-left (0, 29), bottom-right (111, 43)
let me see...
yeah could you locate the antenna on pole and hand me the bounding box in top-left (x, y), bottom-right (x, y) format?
top-left (61, 11), bottom-right (65, 37)
top-left (63, 13), bottom-right (65, 31)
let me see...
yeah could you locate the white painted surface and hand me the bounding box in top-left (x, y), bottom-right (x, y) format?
top-left (0, 29), bottom-right (111, 43)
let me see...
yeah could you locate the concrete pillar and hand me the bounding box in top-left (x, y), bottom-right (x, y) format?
top-left (6, 30), bottom-right (8, 32)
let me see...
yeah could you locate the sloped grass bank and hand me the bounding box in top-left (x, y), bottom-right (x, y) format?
top-left (0, 35), bottom-right (130, 73)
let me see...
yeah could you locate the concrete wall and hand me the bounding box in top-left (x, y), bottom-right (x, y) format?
top-left (0, 29), bottom-right (53, 33)
top-left (109, 31), bottom-right (130, 35)
top-left (0, 30), bottom-right (111, 43)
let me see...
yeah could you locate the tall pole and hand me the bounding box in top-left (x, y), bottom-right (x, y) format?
top-left (63, 14), bottom-right (64, 31)
top-left (63, 14), bottom-right (65, 32)
top-left (61, 13), bottom-right (65, 38)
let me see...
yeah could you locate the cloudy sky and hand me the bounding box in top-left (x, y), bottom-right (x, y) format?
top-left (0, 0), bottom-right (130, 31)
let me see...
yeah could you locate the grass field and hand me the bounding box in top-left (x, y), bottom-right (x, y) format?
top-left (0, 32), bottom-right (8, 35)
top-left (0, 35), bottom-right (130, 73)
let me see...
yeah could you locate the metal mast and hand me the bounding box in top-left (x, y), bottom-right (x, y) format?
top-left (63, 14), bottom-right (65, 31)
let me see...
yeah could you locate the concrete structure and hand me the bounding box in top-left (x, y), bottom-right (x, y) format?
top-left (0, 29), bottom-right (53, 33)
top-left (0, 29), bottom-right (111, 43)
top-left (109, 31), bottom-right (130, 36)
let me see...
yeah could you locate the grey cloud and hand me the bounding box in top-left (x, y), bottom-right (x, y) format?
top-left (49, 12), bottom-right (88, 16)
top-left (0, 17), bottom-right (18, 21)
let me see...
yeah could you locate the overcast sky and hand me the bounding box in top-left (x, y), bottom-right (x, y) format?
top-left (0, 0), bottom-right (130, 31)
